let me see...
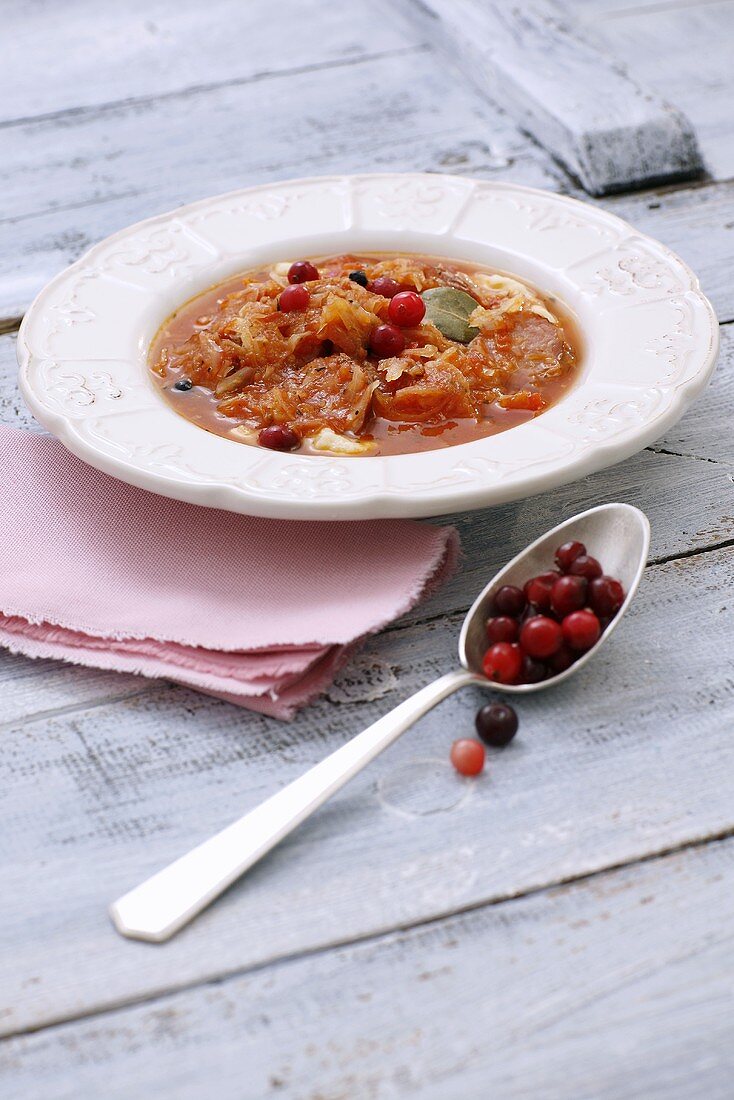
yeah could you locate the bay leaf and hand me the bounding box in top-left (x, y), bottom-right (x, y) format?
top-left (421, 286), bottom-right (480, 343)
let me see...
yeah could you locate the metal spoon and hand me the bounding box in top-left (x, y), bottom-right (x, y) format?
top-left (110, 502), bottom-right (649, 942)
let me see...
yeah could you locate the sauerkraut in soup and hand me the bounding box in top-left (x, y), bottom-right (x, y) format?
top-left (149, 253), bottom-right (581, 456)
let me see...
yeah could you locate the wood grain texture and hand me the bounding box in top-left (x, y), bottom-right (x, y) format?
top-left (569, 0), bottom-right (734, 179)
top-left (0, 42), bottom-right (561, 325)
top-left (1, 539), bottom-right (732, 1036)
top-left (0, 0), bottom-right (413, 123)
top-left (3, 836), bottom-right (734, 1099)
top-left (399, 0), bottom-right (702, 194)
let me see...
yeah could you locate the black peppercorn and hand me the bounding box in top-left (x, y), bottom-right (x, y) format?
top-left (348, 270), bottom-right (368, 287)
top-left (173, 378), bottom-right (193, 391)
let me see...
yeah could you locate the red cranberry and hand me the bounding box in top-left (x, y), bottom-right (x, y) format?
top-left (547, 645), bottom-right (575, 674)
top-left (450, 738), bottom-right (485, 776)
top-left (569, 555), bottom-right (602, 580)
top-left (388, 291), bottom-right (426, 328)
top-left (551, 574), bottom-right (587, 617)
top-left (258, 425), bottom-right (300, 451)
top-left (485, 616), bottom-right (519, 644)
top-left (482, 642), bottom-right (523, 685)
top-left (368, 277), bottom-right (405, 298)
top-left (287, 260), bottom-right (319, 283)
top-left (475, 703), bottom-right (518, 747)
top-left (520, 654), bottom-right (548, 684)
top-left (588, 576), bottom-right (625, 617)
top-left (279, 284), bottom-right (310, 312)
top-left (562, 609), bottom-right (601, 651)
top-left (524, 571), bottom-right (559, 613)
top-left (492, 585), bottom-right (526, 617)
top-left (519, 615), bottom-right (563, 659)
top-left (371, 323), bottom-right (406, 358)
top-left (555, 540), bottom-right (586, 572)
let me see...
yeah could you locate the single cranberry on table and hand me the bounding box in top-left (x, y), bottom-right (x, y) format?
top-left (371, 323), bottom-right (406, 358)
top-left (368, 276), bottom-right (405, 298)
top-left (519, 614), bottom-right (563, 659)
top-left (555, 540), bottom-right (586, 572)
top-left (562, 609), bottom-right (601, 651)
top-left (523, 571), bottom-right (559, 613)
top-left (568, 554), bottom-right (603, 580)
top-left (287, 260), bottom-right (319, 283)
top-left (388, 291), bottom-right (426, 328)
top-left (492, 585), bottom-right (526, 618)
top-left (588, 575), bottom-right (625, 617)
top-left (482, 642), bottom-right (523, 684)
top-left (258, 425), bottom-right (300, 451)
top-left (279, 284), bottom-right (310, 312)
top-left (476, 703), bottom-right (518, 747)
top-left (550, 574), bottom-right (587, 617)
top-left (485, 616), bottom-right (519, 644)
top-left (450, 738), bottom-right (486, 776)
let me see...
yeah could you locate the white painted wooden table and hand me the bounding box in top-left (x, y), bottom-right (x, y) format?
top-left (1, 2), bottom-right (733, 1096)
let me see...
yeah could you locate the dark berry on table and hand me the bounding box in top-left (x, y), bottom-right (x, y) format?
top-left (568, 554), bottom-right (603, 580)
top-left (371, 323), bottom-right (406, 358)
top-left (551, 574), bottom-right (588, 617)
top-left (485, 616), bottom-right (519, 644)
top-left (475, 703), bottom-right (518, 747)
top-left (173, 378), bottom-right (193, 391)
top-left (287, 260), bottom-right (319, 283)
top-left (520, 654), bottom-right (548, 684)
top-left (547, 644), bottom-right (575, 675)
top-left (482, 642), bottom-right (523, 685)
top-left (588, 575), bottom-right (625, 617)
top-left (388, 290), bottom-right (426, 328)
top-left (348, 270), bottom-right (369, 286)
top-left (555, 540), bottom-right (586, 572)
top-left (519, 615), bottom-right (563, 659)
top-left (523, 571), bottom-right (559, 613)
top-left (367, 276), bottom-right (405, 298)
top-left (492, 584), bottom-right (526, 617)
top-left (279, 284), bottom-right (310, 312)
top-left (450, 738), bottom-right (485, 776)
top-left (562, 609), bottom-right (601, 651)
top-left (258, 425), bottom-right (300, 451)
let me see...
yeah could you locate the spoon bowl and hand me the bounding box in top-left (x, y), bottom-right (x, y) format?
top-left (459, 502), bottom-right (650, 690)
top-left (111, 502), bottom-right (650, 942)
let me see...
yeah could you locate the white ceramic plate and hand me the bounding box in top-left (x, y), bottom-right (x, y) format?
top-left (18, 174), bottom-right (719, 520)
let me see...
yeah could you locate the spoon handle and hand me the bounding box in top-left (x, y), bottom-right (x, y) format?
top-left (110, 668), bottom-right (476, 942)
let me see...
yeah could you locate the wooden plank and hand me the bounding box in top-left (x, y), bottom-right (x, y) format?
top-left (0, 48), bottom-right (564, 325)
top-left (567, 0), bottom-right (734, 180)
top-left (3, 834), bottom-right (734, 1098)
top-left (0, 0), bottom-right (415, 123)
top-left (398, 0), bottom-right (703, 195)
top-left (0, 539), bottom-right (732, 1035)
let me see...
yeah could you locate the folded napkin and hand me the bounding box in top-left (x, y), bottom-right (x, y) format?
top-left (0, 426), bottom-right (458, 718)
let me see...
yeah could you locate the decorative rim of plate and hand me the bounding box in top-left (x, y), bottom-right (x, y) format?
top-left (17, 173), bottom-right (719, 520)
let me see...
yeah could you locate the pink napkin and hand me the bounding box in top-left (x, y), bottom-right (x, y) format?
top-left (0, 426), bottom-right (458, 719)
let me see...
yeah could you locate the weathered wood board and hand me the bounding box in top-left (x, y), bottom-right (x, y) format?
top-left (398, 0), bottom-right (703, 195)
top-left (569, 0), bottom-right (734, 181)
top-left (2, 836), bottom-right (734, 1099)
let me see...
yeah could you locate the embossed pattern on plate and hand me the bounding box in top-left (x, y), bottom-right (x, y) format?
top-left (17, 174), bottom-right (719, 519)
